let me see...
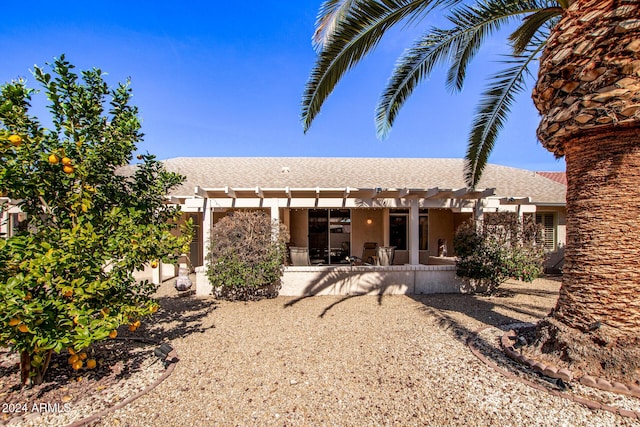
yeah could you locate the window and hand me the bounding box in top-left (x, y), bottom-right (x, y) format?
top-left (389, 211), bottom-right (408, 250)
top-left (536, 213), bottom-right (556, 251)
top-left (419, 211), bottom-right (428, 250)
top-left (389, 210), bottom-right (428, 251)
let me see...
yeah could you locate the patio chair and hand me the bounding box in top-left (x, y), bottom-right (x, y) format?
top-left (289, 246), bottom-right (311, 266)
top-left (376, 246), bottom-right (395, 266)
top-left (362, 242), bottom-right (378, 265)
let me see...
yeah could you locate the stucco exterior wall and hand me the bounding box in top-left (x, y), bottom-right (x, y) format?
top-left (289, 209), bottom-right (309, 247)
top-left (195, 265), bottom-right (464, 296)
top-left (428, 209), bottom-right (455, 257)
top-left (350, 209), bottom-right (384, 259)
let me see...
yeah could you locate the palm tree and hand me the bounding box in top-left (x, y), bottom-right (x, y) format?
top-left (532, 0), bottom-right (640, 383)
top-left (302, 0), bottom-right (567, 186)
top-left (302, 0), bottom-right (640, 384)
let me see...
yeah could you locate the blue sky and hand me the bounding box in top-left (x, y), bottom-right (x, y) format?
top-left (0, 1), bottom-right (564, 172)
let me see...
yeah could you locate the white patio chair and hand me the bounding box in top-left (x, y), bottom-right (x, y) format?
top-left (289, 247), bottom-right (311, 266)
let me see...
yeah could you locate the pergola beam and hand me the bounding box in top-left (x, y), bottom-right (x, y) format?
top-left (224, 186), bottom-right (236, 198)
top-left (343, 187), bottom-right (351, 199)
top-left (452, 188), bottom-right (470, 198)
top-left (424, 188), bottom-right (441, 199)
top-left (194, 186), bottom-right (208, 198)
top-left (498, 196), bottom-right (531, 204)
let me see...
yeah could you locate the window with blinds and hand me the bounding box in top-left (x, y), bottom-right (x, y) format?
top-left (535, 213), bottom-right (556, 251)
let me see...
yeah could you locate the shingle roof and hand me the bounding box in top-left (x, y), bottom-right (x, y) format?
top-left (159, 157), bottom-right (565, 205)
top-left (536, 171), bottom-right (567, 186)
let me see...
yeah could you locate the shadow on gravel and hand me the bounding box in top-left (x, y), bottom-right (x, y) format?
top-left (411, 282), bottom-right (557, 339)
top-left (139, 294), bottom-right (218, 342)
top-left (0, 338), bottom-right (156, 402)
top-left (406, 279), bottom-right (560, 371)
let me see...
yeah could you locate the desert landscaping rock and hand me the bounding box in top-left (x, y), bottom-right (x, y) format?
top-left (2, 277), bottom-right (639, 426)
top-left (96, 277), bottom-right (638, 426)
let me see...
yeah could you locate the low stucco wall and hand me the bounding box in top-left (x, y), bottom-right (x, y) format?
top-left (132, 262), bottom-right (177, 284)
top-left (195, 265), bottom-right (464, 296)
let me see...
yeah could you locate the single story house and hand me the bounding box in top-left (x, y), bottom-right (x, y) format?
top-left (156, 157), bottom-right (566, 296)
top-left (1, 157), bottom-right (566, 295)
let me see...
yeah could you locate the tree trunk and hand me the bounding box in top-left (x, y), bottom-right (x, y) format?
top-left (532, 0), bottom-right (640, 383)
top-left (19, 349), bottom-right (53, 386)
top-left (536, 127), bottom-right (640, 383)
top-left (559, 128), bottom-right (640, 334)
top-left (20, 351), bottom-right (31, 386)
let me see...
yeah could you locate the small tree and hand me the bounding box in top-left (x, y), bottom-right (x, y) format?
top-left (454, 212), bottom-right (544, 294)
top-left (0, 56), bottom-right (191, 385)
top-left (207, 211), bottom-right (289, 301)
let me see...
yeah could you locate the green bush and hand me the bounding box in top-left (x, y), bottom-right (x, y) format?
top-left (454, 212), bottom-right (544, 294)
top-left (206, 211), bottom-right (289, 301)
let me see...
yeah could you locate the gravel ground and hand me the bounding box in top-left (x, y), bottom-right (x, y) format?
top-left (87, 276), bottom-right (638, 427)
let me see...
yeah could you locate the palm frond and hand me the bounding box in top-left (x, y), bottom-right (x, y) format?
top-left (464, 37), bottom-right (547, 187)
top-left (313, 0), bottom-right (359, 51)
top-left (375, 28), bottom-right (465, 139)
top-left (446, 0), bottom-right (557, 92)
top-left (376, 0), bottom-right (555, 138)
top-left (302, 0), bottom-right (461, 132)
top-left (510, 7), bottom-right (562, 54)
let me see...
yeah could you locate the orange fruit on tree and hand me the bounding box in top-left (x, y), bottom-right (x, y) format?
top-left (61, 157), bottom-right (72, 166)
top-left (132, 320), bottom-right (141, 328)
top-left (63, 165), bottom-right (75, 174)
top-left (17, 324), bottom-right (28, 333)
top-left (109, 330), bottom-right (117, 339)
top-left (128, 324), bottom-right (137, 332)
top-left (150, 261), bottom-right (158, 269)
top-left (86, 359), bottom-right (97, 369)
top-left (8, 318), bottom-right (19, 326)
top-left (48, 154), bottom-right (60, 164)
top-left (68, 347), bottom-right (76, 355)
top-left (62, 288), bottom-right (73, 298)
top-left (68, 354), bottom-right (79, 364)
top-left (8, 135), bottom-right (22, 146)
top-left (78, 352), bottom-right (88, 360)
top-left (72, 360), bottom-right (83, 370)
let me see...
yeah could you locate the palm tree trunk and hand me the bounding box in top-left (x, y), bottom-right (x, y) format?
top-left (532, 0), bottom-right (640, 383)
top-left (536, 127), bottom-right (640, 383)
top-left (559, 127), bottom-right (640, 334)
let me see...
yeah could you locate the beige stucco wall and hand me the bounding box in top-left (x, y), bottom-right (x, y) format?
top-left (289, 209), bottom-right (309, 247)
top-left (193, 265), bottom-right (464, 296)
top-left (351, 209), bottom-right (384, 259)
top-left (428, 209), bottom-right (455, 257)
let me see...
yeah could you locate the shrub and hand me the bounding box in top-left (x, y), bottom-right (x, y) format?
top-left (454, 212), bottom-right (545, 294)
top-left (206, 211), bottom-right (289, 301)
top-left (0, 56), bottom-right (192, 385)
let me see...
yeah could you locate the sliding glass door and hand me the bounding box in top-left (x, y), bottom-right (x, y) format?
top-left (308, 209), bottom-right (351, 264)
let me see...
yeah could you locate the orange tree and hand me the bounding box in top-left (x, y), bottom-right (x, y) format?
top-left (0, 56), bottom-right (191, 385)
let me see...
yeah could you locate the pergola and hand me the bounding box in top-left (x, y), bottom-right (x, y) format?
top-left (170, 185), bottom-right (536, 267)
